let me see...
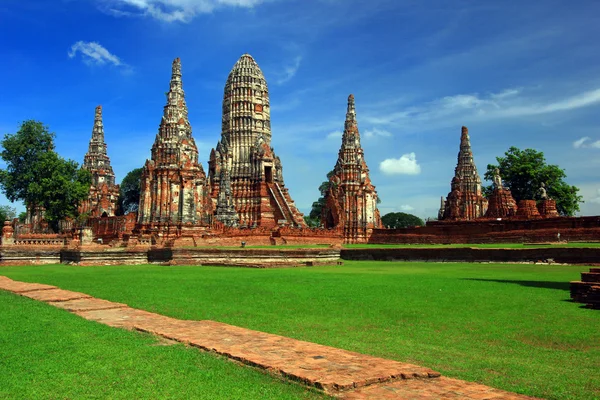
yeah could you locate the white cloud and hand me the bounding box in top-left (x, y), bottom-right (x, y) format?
top-left (363, 87), bottom-right (600, 128)
top-left (68, 41), bottom-right (124, 67)
top-left (363, 127), bottom-right (392, 138)
top-left (399, 204), bottom-right (415, 212)
top-left (276, 56), bottom-right (302, 85)
top-left (573, 136), bottom-right (600, 149)
top-left (590, 189), bottom-right (600, 204)
top-left (379, 152), bottom-right (421, 175)
top-left (326, 130), bottom-right (342, 140)
top-left (573, 137), bottom-right (590, 148)
top-left (101, 0), bottom-right (268, 22)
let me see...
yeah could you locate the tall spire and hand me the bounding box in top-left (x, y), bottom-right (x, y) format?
top-left (137, 57), bottom-right (210, 226)
top-left (322, 94), bottom-right (381, 241)
top-left (441, 125), bottom-right (488, 220)
top-left (150, 57), bottom-right (197, 165)
top-left (342, 94), bottom-right (360, 147)
top-left (83, 105), bottom-right (113, 176)
top-left (454, 125), bottom-right (481, 188)
top-left (208, 53), bottom-right (305, 228)
top-left (80, 105), bottom-right (119, 217)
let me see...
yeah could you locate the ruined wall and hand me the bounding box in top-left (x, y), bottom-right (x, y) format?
top-left (369, 216), bottom-right (600, 244)
top-left (342, 247), bottom-right (600, 264)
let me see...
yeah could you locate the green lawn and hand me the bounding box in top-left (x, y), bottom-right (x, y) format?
top-left (0, 290), bottom-right (326, 399)
top-left (1, 262), bottom-right (598, 399)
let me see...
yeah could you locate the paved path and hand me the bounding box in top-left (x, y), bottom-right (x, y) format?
top-left (0, 275), bottom-right (539, 399)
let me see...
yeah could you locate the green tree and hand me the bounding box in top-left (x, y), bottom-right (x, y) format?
top-left (483, 147), bottom-right (582, 216)
top-left (309, 170), bottom-right (335, 220)
top-left (118, 167), bottom-right (143, 215)
top-left (303, 215), bottom-right (320, 227)
top-left (381, 212), bottom-right (424, 228)
top-left (18, 211), bottom-right (27, 223)
top-left (0, 205), bottom-right (16, 222)
top-left (0, 120), bottom-right (91, 231)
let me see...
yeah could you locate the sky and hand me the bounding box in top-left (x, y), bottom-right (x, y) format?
top-left (1, 0), bottom-right (600, 219)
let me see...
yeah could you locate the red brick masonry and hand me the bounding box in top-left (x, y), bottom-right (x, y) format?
top-left (571, 267), bottom-right (600, 309)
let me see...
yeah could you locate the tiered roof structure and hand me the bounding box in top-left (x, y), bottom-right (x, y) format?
top-left (80, 105), bottom-right (120, 217)
top-left (208, 54), bottom-right (305, 227)
top-left (321, 95), bottom-right (381, 242)
top-left (138, 58), bottom-right (211, 226)
top-left (441, 126), bottom-right (488, 220)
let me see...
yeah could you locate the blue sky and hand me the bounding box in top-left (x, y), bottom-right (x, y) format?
top-left (1, 0), bottom-right (600, 219)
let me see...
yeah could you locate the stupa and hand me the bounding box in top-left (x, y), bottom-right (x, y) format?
top-left (137, 58), bottom-right (212, 227)
top-left (208, 54), bottom-right (305, 227)
top-left (441, 126), bottom-right (488, 220)
top-left (80, 105), bottom-right (120, 217)
top-left (321, 95), bottom-right (381, 242)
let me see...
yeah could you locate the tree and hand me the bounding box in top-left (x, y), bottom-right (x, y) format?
top-left (118, 167), bottom-right (143, 215)
top-left (483, 147), bottom-right (582, 216)
top-left (381, 212), bottom-right (424, 228)
top-left (0, 120), bottom-right (91, 231)
top-left (309, 170), bottom-right (335, 220)
top-left (0, 121), bottom-right (55, 205)
top-left (303, 215), bottom-right (320, 227)
top-left (0, 205), bottom-right (16, 222)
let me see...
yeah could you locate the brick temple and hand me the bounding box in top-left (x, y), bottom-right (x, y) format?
top-left (137, 58), bottom-right (212, 228)
top-left (5, 55), bottom-right (593, 247)
top-left (80, 105), bottom-right (120, 218)
top-left (440, 126), bottom-right (488, 220)
top-left (321, 95), bottom-right (381, 242)
top-left (208, 54), bottom-right (305, 228)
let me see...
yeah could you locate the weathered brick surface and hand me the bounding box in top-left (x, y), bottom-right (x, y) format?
top-left (50, 298), bottom-right (128, 312)
top-left (320, 95), bottom-right (381, 243)
top-left (20, 288), bottom-right (91, 302)
top-left (340, 377), bottom-right (538, 399)
top-left (370, 216), bottom-right (600, 244)
top-left (0, 276), bottom-right (541, 399)
top-left (571, 267), bottom-right (600, 309)
top-left (342, 247), bottom-right (600, 264)
top-left (0, 279), bottom-right (57, 293)
top-left (440, 127), bottom-right (488, 221)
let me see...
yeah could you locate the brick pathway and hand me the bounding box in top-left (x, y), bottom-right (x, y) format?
top-left (0, 276), bottom-right (539, 399)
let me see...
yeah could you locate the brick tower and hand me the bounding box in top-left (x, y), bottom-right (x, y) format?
top-left (208, 54), bottom-right (305, 227)
top-left (441, 126), bottom-right (488, 220)
top-left (321, 95), bottom-right (381, 242)
top-left (80, 105), bottom-right (120, 217)
top-left (137, 58), bottom-right (211, 227)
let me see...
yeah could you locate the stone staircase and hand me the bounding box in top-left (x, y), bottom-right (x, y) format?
top-left (268, 183), bottom-right (295, 225)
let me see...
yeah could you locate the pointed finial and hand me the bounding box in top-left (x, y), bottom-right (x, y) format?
top-left (460, 126), bottom-right (471, 147)
top-left (172, 57), bottom-right (181, 77)
top-left (95, 105), bottom-right (102, 119)
top-left (347, 94), bottom-right (356, 117)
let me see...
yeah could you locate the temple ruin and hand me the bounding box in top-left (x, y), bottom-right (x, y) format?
top-left (137, 58), bottom-right (212, 228)
top-left (321, 95), bottom-right (381, 242)
top-left (80, 105), bottom-right (120, 218)
top-left (440, 126), bottom-right (488, 220)
top-left (208, 54), bottom-right (305, 228)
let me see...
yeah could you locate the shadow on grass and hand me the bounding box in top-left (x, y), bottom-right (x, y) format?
top-left (462, 278), bottom-right (570, 291)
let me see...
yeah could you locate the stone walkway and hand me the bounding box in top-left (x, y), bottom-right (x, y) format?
top-left (0, 275), bottom-right (539, 399)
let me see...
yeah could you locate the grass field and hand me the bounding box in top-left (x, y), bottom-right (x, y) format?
top-left (1, 261), bottom-right (599, 399)
top-left (0, 290), bottom-right (326, 399)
